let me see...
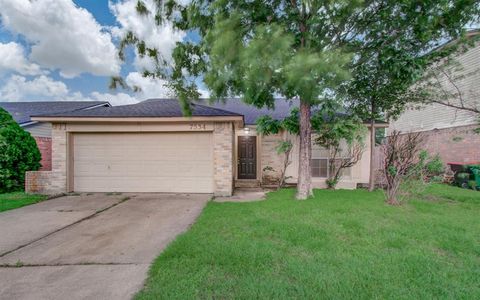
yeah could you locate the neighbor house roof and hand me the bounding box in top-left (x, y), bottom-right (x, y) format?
top-left (34, 98), bottom-right (243, 118)
top-left (0, 101), bottom-right (110, 126)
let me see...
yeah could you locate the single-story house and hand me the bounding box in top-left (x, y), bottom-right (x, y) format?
top-left (0, 101), bottom-right (111, 170)
top-left (26, 98), bottom-right (387, 196)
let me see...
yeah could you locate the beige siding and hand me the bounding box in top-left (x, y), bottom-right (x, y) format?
top-left (391, 42), bottom-right (480, 133)
top-left (73, 132), bottom-right (214, 193)
top-left (24, 122), bottom-right (52, 137)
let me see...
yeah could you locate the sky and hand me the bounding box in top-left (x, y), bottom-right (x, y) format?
top-left (0, 0), bottom-right (200, 106)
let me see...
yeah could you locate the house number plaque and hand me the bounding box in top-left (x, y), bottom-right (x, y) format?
top-left (190, 123), bottom-right (207, 130)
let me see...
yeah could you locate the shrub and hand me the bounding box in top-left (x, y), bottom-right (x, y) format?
top-left (0, 108), bottom-right (41, 193)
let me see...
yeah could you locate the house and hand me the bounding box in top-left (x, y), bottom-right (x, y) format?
top-left (26, 99), bottom-right (387, 196)
top-left (0, 101), bottom-right (111, 171)
top-left (389, 30), bottom-right (480, 164)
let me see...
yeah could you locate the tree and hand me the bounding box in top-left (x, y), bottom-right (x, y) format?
top-left (256, 108), bottom-right (299, 189)
top-left (116, 0), bottom-right (479, 199)
top-left (0, 108), bottom-right (41, 193)
top-left (311, 103), bottom-right (366, 189)
top-left (342, 2), bottom-right (480, 192)
top-left (382, 131), bottom-right (424, 205)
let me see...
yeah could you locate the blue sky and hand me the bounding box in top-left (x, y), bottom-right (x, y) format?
top-left (0, 0), bottom-right (194, 105)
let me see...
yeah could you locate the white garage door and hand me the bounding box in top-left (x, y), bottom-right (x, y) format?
top-left (73, 132), bottom-right (213, 193)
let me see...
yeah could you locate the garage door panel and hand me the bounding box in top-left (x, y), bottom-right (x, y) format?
top-left (73, 132), bottom-right (214, 193)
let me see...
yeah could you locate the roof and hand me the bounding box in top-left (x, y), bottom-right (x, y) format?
top-left (0, 101), bottom-right (110, 125)
top-left (35, 98), bottom-right (243, 118)
top-left (199, 98), bottom-right (299, 125)
top-left (31, 98), bottom-right (387, 126)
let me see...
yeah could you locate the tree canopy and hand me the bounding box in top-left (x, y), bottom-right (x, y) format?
top-left (0, 108), bottom-right (41, 193)
top-left (115, 0), bottom-right (479, 199)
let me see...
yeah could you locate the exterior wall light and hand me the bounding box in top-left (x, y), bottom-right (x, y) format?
top-left (244, 127), bottom-right (250, 134)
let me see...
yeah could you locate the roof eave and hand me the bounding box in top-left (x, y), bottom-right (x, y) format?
top-left (31, 115), bottom-right (245, 126)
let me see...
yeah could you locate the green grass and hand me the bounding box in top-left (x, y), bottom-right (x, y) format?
top-left (0, 192), bottom-right (48, 212)
top-left (137, 184), bottom-right (480, 299)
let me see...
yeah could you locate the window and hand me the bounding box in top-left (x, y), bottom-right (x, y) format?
top-left (311, 158), bottom-right (352, 178)
top-left (311, 144), bottom-right (353, 179)
top-left (311, 159), bottom-right (328, 177)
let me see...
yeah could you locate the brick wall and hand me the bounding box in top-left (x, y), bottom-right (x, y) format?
top-left (26, 124), bottom-right (68, 194)
top-left (373, 124), bottom-right (480, 183)
top-left (34, 136), bottom-right (52, 171)
top-left (213, 122), bottom-right (234, 196)
top-left (260, 133), bottom-right (285, 185)
top-left (420, 124), bottom-right (480, 164)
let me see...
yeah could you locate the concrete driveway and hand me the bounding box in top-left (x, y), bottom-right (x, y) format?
top-left (0, 193), bottom-right (209, 300)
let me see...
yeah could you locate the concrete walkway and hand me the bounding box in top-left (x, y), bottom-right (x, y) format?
top-left (214, 188), bottom-right (268, 202)
top-left (0, 193), bottom-right (209, 300)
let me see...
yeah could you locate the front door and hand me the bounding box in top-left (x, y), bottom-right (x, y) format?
top-left (238, 136), bottom-right (256, 179)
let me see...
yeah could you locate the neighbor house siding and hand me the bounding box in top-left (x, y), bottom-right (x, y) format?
top-left (390, 42), bottom-right (480, 133)
top-left (24, 122), bottom-right (52, 137)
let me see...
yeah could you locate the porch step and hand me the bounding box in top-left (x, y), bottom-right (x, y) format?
top-left (235, 180), bottom-right (261, 188)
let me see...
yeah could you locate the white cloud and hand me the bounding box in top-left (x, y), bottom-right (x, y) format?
top-left (0, 74), bottom-right (138, 106)
top-left (0, 0), bottom-right (120, 78)
top-left (125, 72), bottom-right (173, 98)
top-left (90, 91), bottom-right (139, 105)
top-left (0, 75), bottom-right (69, 101)
top-left (0, 42), bottom-right (44, 76)
top-left (110, 0), bottom-right (185, 69)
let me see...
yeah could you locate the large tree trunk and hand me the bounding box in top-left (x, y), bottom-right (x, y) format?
top-left (368, 118), bottom-right (376, 192)
top-left (296, 100), bottom-right (313, 200)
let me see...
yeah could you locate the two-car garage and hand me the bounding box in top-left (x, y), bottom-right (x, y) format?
top-left (72, 132), bottom-right (214, 193)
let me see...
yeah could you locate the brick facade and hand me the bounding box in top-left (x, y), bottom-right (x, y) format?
top-left (419, 125), bottom-right (480, 164)
top-left (213, 122), bottom-right (234, 196)
top-left (34, 136), bottom-right (52, 171)
top-left (260, 133), bottom-right (285, 185)
top-left (26, 124), bottom-right (68, 194)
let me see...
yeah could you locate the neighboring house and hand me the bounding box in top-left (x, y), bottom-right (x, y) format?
top-left (0, 101), bottom-right (111, 170)
top-left (390, 31), bottom-right (480, 164)
top-left (26, 99), bottom-right (386, 196)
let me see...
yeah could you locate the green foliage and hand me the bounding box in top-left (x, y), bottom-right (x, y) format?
top-left (276, 141), bottom-right (293, 155)
top-left (312, 102), bottom-right (366, 150)
top-left (343, 1), bottom-right (480, 123)
top-left (256, 108), bottom-right (300, 136)
top-left (425, 155), bottom-right (445, 177)
top-left (0, 108), bottom-right (41, 193)
top-left (409, 151), bottom-right (445, 183)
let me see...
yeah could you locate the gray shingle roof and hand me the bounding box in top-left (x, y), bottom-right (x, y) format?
top-left (27, 98), bottom-right (386, 125)
top-left (199, 98), bottom-right (299, 125)
top-left (36, 98), bottom-right (243, 118)
top-left (0, 101), bottom-right (110, 125)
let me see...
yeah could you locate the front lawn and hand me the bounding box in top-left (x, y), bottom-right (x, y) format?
top-left (137, 184), bottom-right (480, 299)
top-left (0, 192), bottom-right (48, 212)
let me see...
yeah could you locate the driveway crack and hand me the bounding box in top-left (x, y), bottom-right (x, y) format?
top-left (0, 196), bottom-right (131, 258)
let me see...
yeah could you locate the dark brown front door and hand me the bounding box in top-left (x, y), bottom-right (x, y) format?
top-left (238, 136), bottom-right (256, 179)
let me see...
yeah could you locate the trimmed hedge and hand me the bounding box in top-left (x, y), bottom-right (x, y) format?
top-left (0, 108), bottom-right (41, 193)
